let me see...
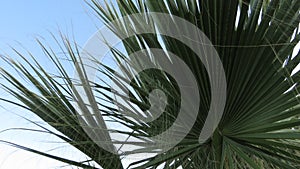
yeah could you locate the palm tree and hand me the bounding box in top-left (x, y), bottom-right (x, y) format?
top-left (1, 0), bottom-right (300, 168)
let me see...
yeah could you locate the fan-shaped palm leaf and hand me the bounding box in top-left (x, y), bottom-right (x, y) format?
top-left (1, 0), bottom-right (300, 169)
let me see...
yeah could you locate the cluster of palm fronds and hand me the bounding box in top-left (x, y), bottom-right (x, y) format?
top-left (1, 0), bottom-right (300, 168)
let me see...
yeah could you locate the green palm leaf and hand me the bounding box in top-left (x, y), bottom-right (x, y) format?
top-left (1, 0), bottom-right (300, 168)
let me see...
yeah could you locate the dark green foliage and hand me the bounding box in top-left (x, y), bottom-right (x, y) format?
top-left (1, 0), bottom-right (300, 168)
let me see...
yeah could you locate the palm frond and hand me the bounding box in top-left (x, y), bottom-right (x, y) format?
top-left (0, 0), bottom-right (299, 169)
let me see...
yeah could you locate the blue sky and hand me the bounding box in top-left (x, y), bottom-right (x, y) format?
top-left (0, 1), bottom-right (103, 168)
top-left (0, 0), bottom-right (99, 48)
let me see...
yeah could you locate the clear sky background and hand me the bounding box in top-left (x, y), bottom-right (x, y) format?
top-left (0, 1), bottom-right (102, 168)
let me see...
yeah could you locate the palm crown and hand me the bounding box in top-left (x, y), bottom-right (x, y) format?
top-left (1, 0), bottom-right (300, 168)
